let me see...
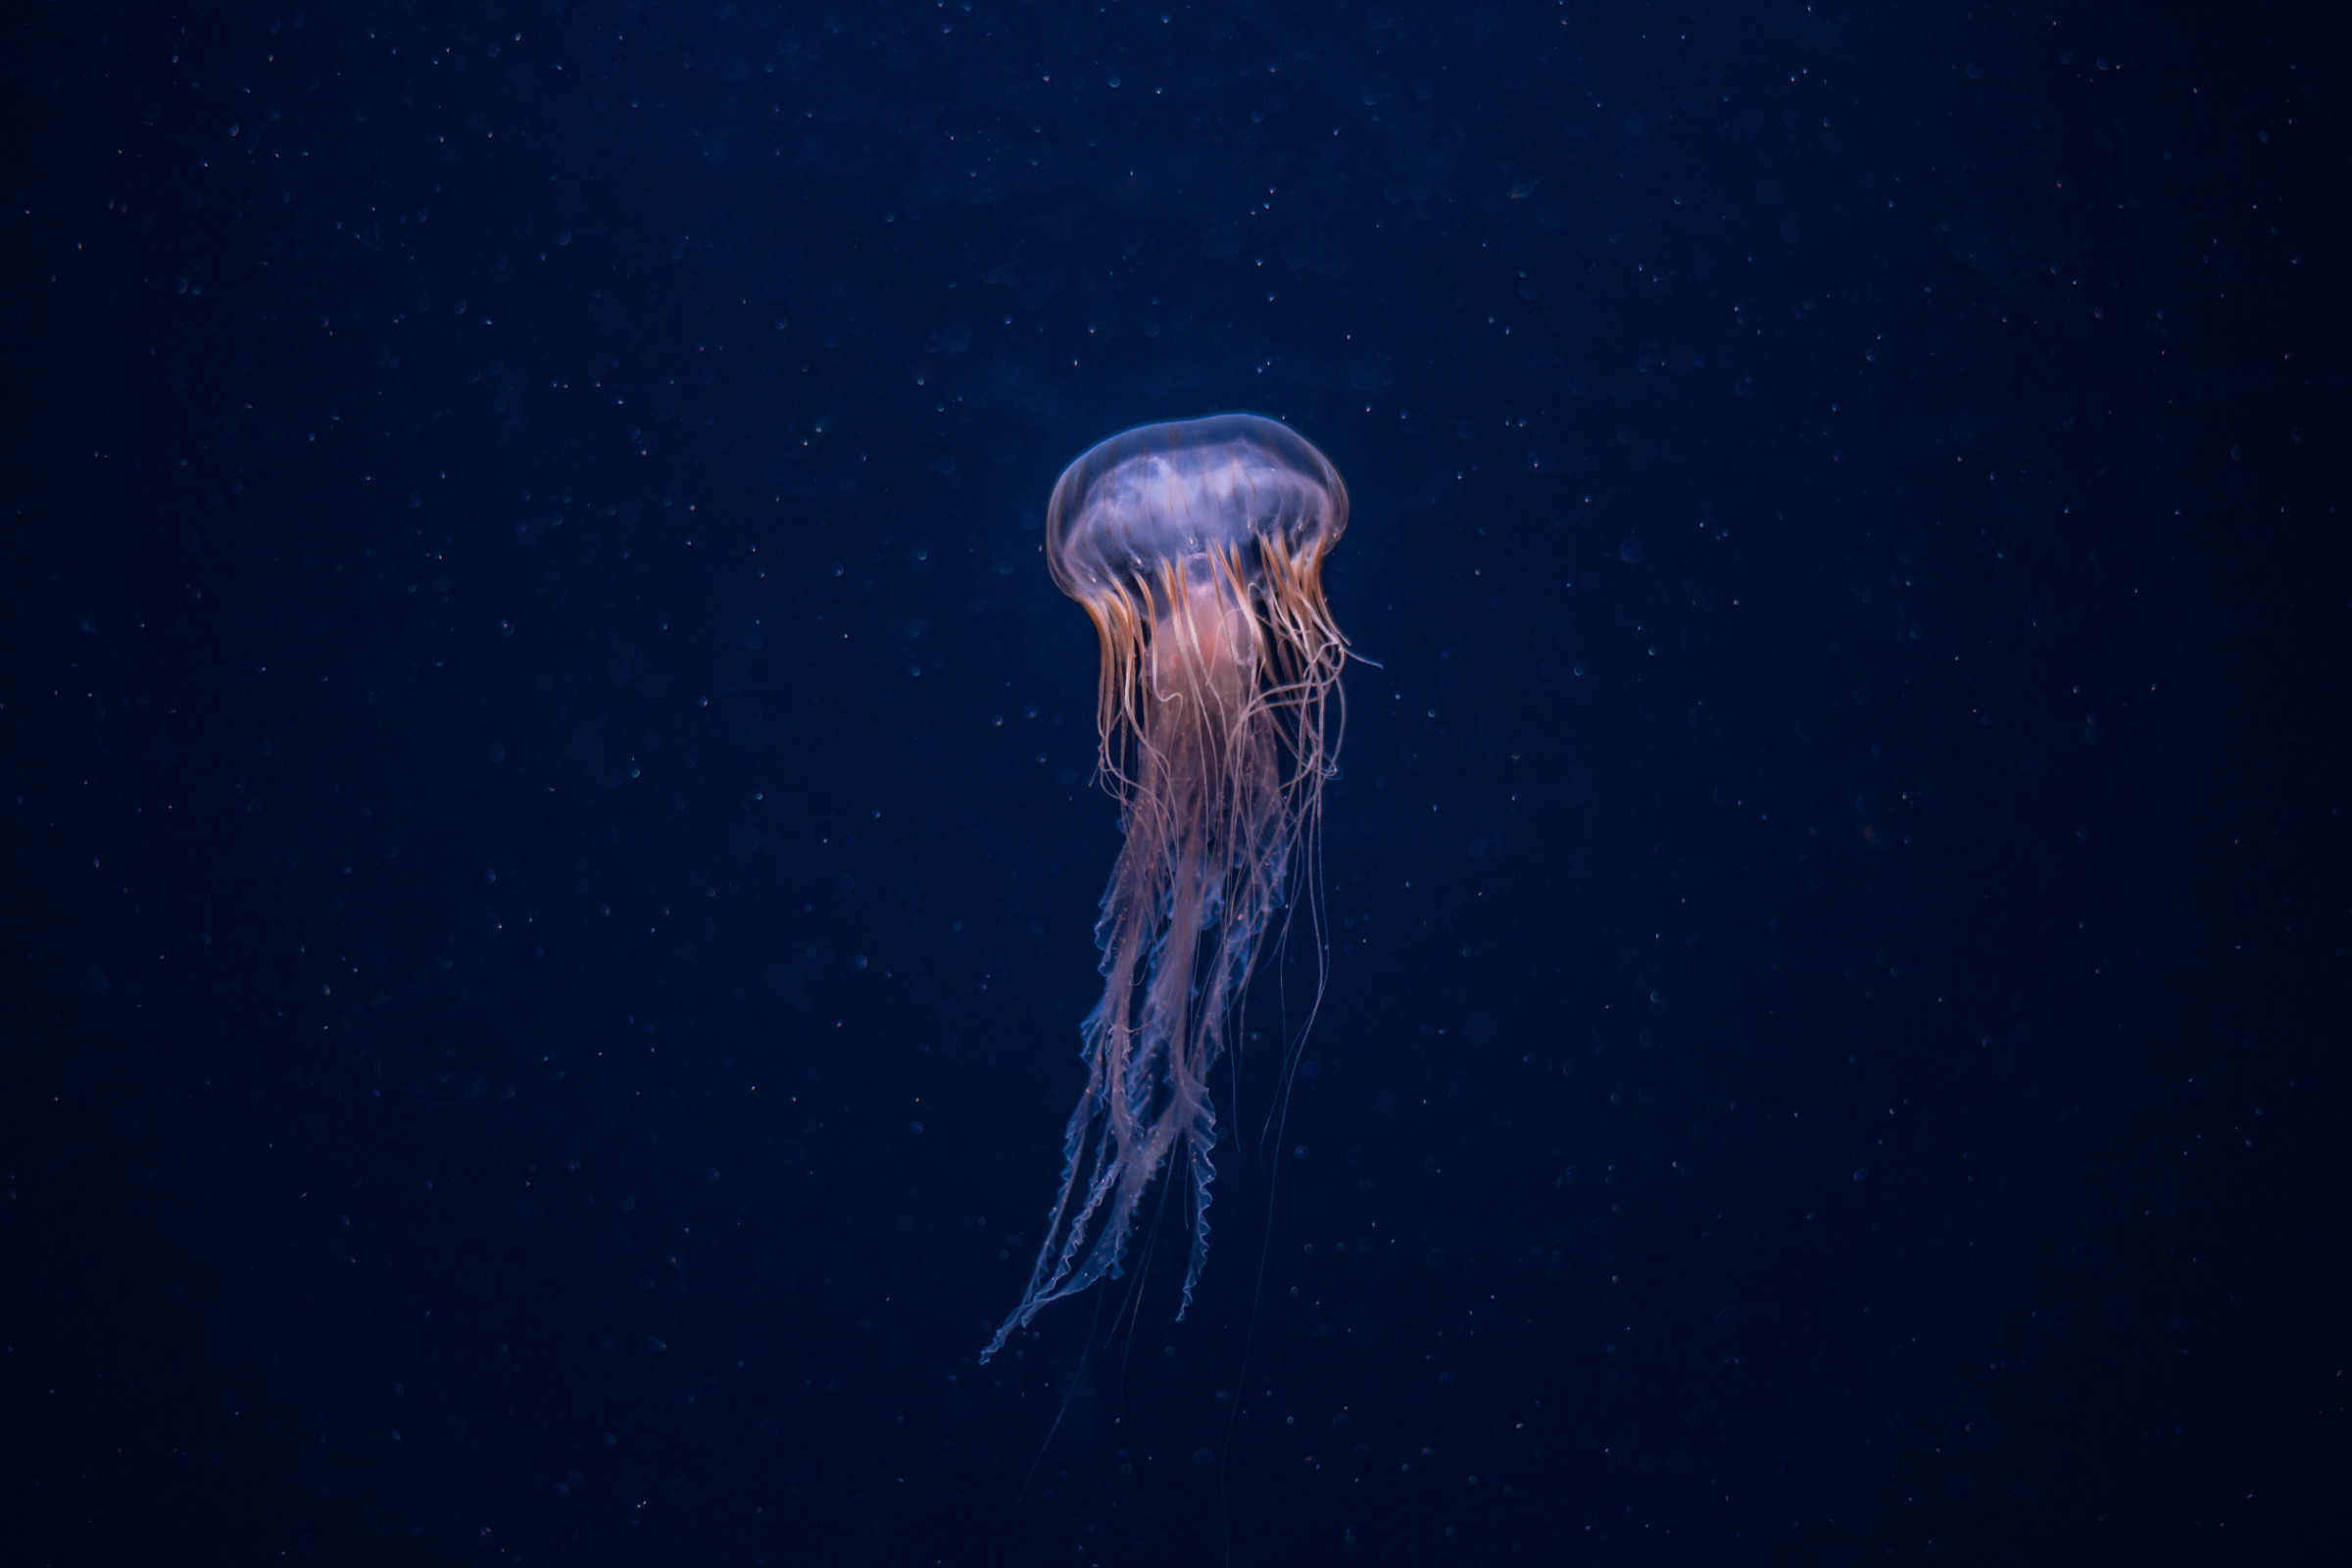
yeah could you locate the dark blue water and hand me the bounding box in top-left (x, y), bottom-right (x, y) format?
top-left (7, 3), bottom-right (2344, 1562)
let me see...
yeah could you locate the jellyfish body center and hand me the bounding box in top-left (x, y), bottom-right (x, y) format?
top-left (1152, 555), bottom-right (1259, 729)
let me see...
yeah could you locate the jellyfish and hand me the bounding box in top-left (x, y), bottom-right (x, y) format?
top-left (981, 414), bottom-right (1349, 1363)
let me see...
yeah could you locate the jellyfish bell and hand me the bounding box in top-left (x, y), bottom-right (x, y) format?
top-left (1044, 413), bottom-right (1348, 607)
top-left (983, 415), bottom-right (1348, 1363)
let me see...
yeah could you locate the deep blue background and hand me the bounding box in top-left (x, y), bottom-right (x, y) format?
top-left (5, 2), bottom-right (2345, 1562)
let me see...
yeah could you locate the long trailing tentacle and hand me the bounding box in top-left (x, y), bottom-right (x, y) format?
top-left (982, 536), bottom-right (1346, 1362)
